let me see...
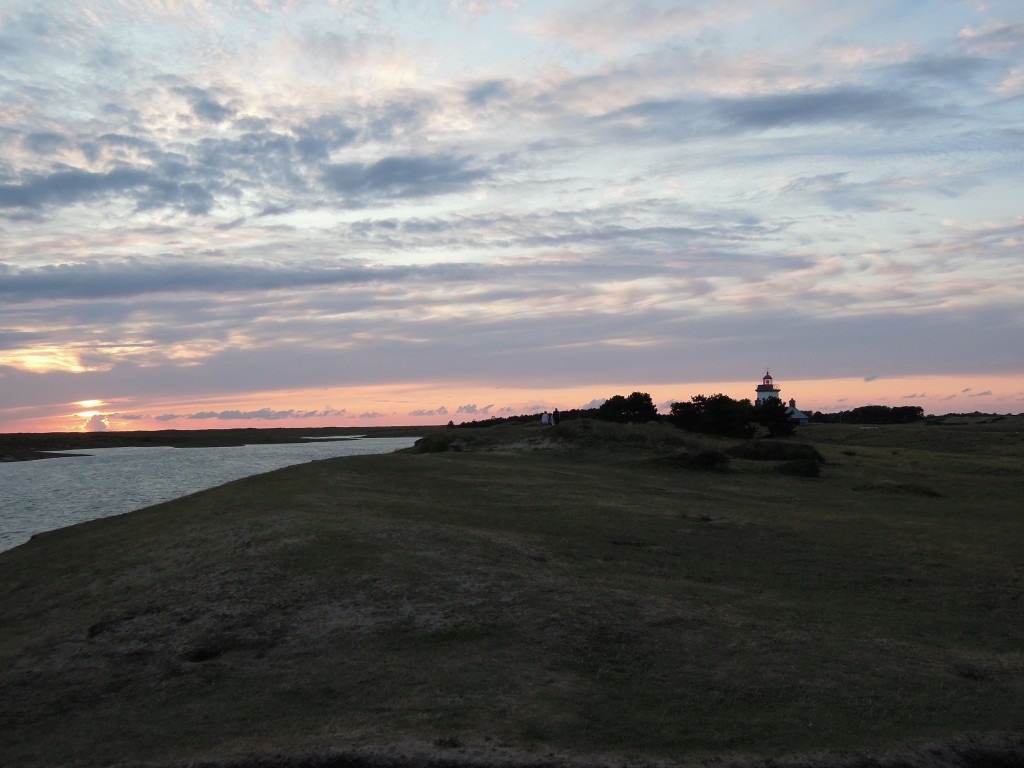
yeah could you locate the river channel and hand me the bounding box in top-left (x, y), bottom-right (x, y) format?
top-left (0, 436), bottom-right (418, 553)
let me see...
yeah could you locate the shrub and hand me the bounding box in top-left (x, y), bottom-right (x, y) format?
top-left (687, 450), bottom-right (732, 471)
top-left (776, 458), bottom-right (821, 477)
top-left (659, 449), bottom-right (731, 472)
top-left (597, 391), bottom-right (659, 423)
top-left (410, 432), bottom-right (455, 453)
top-left (752, 397), bottom-right (797, 437)
top-left (726, 441), bottom-right (824, 463)
top-left (668, 394), bottom-right (755, 438)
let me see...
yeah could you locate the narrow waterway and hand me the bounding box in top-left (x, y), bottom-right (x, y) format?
top-left (0, 436), bottom-right (418, 553)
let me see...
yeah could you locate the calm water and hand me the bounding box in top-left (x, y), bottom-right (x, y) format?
top-left (0, 436), bottom-right (418, 553)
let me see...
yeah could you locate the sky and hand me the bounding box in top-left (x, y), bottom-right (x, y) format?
top-left (1, 0), bottom-right (1022, 432)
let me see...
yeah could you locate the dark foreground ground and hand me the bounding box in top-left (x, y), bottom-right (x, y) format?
top-left (2, 418), bottom-right (1022, 767)
top-left (122, 733), bottom-right (1024, 768)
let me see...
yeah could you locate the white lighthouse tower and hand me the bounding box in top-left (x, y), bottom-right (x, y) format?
top-left (755, 370), bottom-right (781, 403)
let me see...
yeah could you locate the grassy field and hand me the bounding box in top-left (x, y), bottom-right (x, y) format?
top-left (1, 417), bottom-right (1022, 767)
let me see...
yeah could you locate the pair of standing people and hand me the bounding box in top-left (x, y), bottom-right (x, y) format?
top-left (540, 408), bottom-right (560, 426)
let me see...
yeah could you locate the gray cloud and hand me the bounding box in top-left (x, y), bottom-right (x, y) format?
top-left (883, 54), bottom-right (996, 85)
top-left (0, 259), bottom-right (485, 303)
top-left (409, 406), bottom-right (449, 416)
top-left (186, 408), bottom-right (347, 420)
top-left (0, 159), bottom-right (228, 216)
top-left (588, 83), bottom-right (937, 145)
top-left (173, 86), bottom-right (236, 123)
top-left (714, 86), bottom-right (931, 130)
top-left (0, 10), bottom-right (70, 59)
top-left (466, 79), bottom-right (510, 106)
top-left (0, 168), bottom-right (152, 209)
top-left (456, 404), bottom-right (494, 415)
top-left (23, 132), bottom-right (67, 155)
top-left (145, 408), bottom-right (348, 421)
top-left (958, 22), bottom-right (1024, 54)
top-left (323, 155), bottom-right (489, 201)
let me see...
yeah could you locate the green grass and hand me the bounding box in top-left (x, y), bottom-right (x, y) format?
top-left (2, 417), bottom-right (1023, 766)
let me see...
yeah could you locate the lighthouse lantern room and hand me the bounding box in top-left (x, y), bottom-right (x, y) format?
top-left (755, 370), bottom-right (781, 403)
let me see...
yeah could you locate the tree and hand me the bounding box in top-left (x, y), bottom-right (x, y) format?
top-left (810, 405), bottom-right (925, 424)
top-left (597, 391), bottom-right (659, 423)
top-left (669, 394), bottom-right (755, 438)
top-left (752, 397), bottom-right (796, 437)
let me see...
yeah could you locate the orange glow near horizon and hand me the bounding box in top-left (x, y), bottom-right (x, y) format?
top-left (2, 373), bottom-right (1022, 433)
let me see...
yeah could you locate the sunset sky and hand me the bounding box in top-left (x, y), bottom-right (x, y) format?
top-left (1, 0), bottom-right (1022, 432)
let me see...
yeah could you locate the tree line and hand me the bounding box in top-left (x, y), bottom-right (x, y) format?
top-left (594, 391), bottom-right (795, 437)
top-left (807, 405), bottom-right (924, 424)
top-left (447, 393), bottom-right (925, 435)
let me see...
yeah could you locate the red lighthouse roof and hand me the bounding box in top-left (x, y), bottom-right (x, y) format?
top-left (756, 370), bottom-right (780, 394)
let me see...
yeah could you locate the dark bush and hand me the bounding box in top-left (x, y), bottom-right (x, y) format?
top-left (668, 394), bottom-right (755, 438)
top-left (726, 440), bottom-right (824, 463)
top-left (687, 450), bottom-right (731, 471)
top-left (597, 391), bottom-right (660, 423)
top-left (811, 404), bottom-right (925, 424)
top-left (776, 458), bottom-right (821, 477)
top-left (752, 397), bottom-right (797, 437)
top-left (659, 449), bottom-right (731, 472)
top-left (410, 433), bottom-right (455, 453)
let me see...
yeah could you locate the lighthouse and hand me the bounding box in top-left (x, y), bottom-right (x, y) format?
top-left (755, 370), bottom-right (781, 403)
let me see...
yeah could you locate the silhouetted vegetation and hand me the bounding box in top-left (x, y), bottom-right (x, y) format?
top-left (450, 414), bottom-right (535, 428)
top-left (752, 396), bottom-right (797, 437)
top-left (726, 440), bottom-right (824, 463)
top-left (673, 448), bottom-right (732, 471)
top-left (811, 405), bottom-right (925, 424)
top-left (596, 391), bottom-right (659, 423)
top-left (668, 393), bottom-right (756, 438)
top-left (410, 432), bottom-right (457, 453)
top-left (451, 409), bottom-right (598, 428)
top-left (776, 458), bottom-right (822, 477)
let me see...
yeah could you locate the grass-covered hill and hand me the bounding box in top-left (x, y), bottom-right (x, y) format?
top-left (2, 417), bottom-right (1022, 767)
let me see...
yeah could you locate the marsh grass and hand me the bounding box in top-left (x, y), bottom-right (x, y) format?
top-left (1, 417), bottom-right (1023, 766)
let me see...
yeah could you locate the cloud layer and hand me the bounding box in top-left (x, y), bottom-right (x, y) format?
top-left (1, 0), bottom-right (1023, 429)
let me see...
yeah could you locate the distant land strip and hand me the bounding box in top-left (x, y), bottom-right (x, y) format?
top-left (0, 426), bottom-right (425, 462)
